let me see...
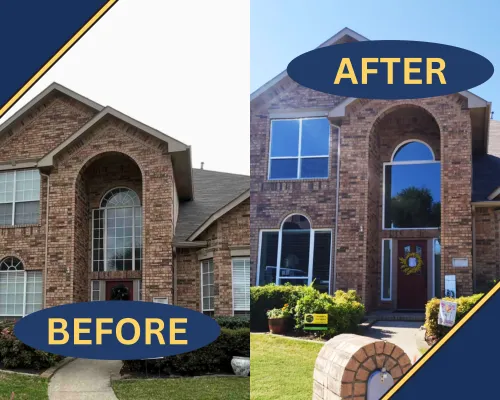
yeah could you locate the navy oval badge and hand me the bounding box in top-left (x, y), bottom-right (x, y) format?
top-left (14, 301), bottom-right (221, 360)
top-left (287, 40), bottom-right (494, 99)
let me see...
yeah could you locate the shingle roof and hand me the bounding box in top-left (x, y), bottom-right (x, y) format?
top-left (473, 153), bottom-right (500, 201)
top-left (174, 168), bottom-right (249, 241)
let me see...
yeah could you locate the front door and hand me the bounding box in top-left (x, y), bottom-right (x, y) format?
top-left (397, 240), bottom-right (427, 310)
top-left (106, 281), bottom-right (134, 301)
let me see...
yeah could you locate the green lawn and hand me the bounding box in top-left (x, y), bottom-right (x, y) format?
top-left (113, 376), bottom-right (249, 400)
top-left (0, 373), bottom-right (48, 400)
top-left (251, 334), bottom-right (323, 400)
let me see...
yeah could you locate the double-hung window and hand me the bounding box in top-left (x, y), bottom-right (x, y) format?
top-left (0, 170), bottom-right (41, 226)
top-left (269, 118), bottom-right (330, 180)
top-left (201, 259), bottom-right (214, 316)
top-left (232, 258), bottom-right (250, 316)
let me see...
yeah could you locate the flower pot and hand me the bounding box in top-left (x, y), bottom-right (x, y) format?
top-left (268, 317), bottom-right (288, 334)
top-left (231, 356), bottom-right (250, 376)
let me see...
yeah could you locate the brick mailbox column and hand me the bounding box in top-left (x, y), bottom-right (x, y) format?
top-left (313, 334), bottom-right (411, 399)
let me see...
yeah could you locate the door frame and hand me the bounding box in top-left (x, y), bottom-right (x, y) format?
top-left (384, 238), bottom-right (438, 310)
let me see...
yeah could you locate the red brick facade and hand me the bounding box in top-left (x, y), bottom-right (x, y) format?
top-left (250, 31), bottom-right (493, 311)
top-left (0, 85), bottom-right (249, 317)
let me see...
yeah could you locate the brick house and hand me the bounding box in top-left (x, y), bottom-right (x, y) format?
top-left (251, 27), bottom-right (499, 311)
top-left (0, 83), bottom-right (249, 318)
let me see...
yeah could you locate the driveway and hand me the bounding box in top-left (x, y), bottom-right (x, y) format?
top-left (364, 321), bottom-right (422, 363)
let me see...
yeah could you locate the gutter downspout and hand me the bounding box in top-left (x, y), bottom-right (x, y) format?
top-left (173, 247), bottom-right (178, 305)
top-left (331, 123), bottom-right (341, 294)
top-left (40, 171), bottom-right (50, 309)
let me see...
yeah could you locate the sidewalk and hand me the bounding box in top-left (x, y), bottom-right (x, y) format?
top-left (48, 358), bottom-right (122, 400)
top-left (363, 320), bottom-right (422, 363)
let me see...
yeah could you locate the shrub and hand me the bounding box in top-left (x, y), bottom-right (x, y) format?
top-left (214, 316), bottom-right (249, 329)
top-left (250, 284), bottom-right (310, 331)
top-left (123, 328), bottom-right (249, 376)
top-left (0, 324), bottom-right (61, 370)
top-left (425, 293), bottom-right (484, 340)
top-left (294, 288), bottom-right (365, 337)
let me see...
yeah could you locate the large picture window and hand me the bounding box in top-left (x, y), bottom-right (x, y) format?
top-left (383, 141), bottom-right (441, 229)
top-left (92, 188), bottom-right (142, 271)
top-left (269, 118), bottom-right (330, 180)
top-left (0, 257), bottom-right (42, 317)
top-left (0, 170), bottom-right (40, 226)
top-left (257, 214), bottom-right (332, 292)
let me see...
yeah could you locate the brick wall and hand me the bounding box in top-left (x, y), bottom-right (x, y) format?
top-left (44, 116), bottom-right (175, 306)
top-left (176, 199), bottom-right (250, 315)
top-left (474, 207), bottom-right (500, 291)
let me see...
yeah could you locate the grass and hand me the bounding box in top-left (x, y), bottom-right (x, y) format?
top-left (113, 376), bottom-right (249, 400)
top-left (251, 334), bottom-right (323, 400)
top-left (0, 373), bottom-right (48, 400)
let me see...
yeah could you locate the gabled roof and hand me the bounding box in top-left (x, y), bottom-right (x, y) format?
top-left (174, 168), bottom-right (250, 242)
top-left (0, 82), bottom-right (103, 133)
top-left (251, 27), bottom-right (368, 101)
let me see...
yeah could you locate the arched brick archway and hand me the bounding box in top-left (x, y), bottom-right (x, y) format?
top-left (313, 334), bottom-right (411, 399)
top-left (334, 95), bottom-right (473, 310)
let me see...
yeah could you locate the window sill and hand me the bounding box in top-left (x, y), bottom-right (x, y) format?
top-left (0, 223), bottom-right (41, 229)
top-left (266, 177), bottom-right (329, 183)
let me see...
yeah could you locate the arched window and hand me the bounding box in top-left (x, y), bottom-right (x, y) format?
top-left (384, 140), bottom-right (441, 229)
top-left (92, 188), bottom-right (142, 272)
top-left (257, 214), bottom-right (332, 293)
top-left (0, 257), bottom-right (42, 316)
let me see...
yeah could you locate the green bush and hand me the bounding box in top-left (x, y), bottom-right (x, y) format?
top-left (294, 288), bottom-right (365, 337)
top-left (250, 284), bottom-right (310, 331)
top-left (425, 293), bottom-right (484, 340)
top-left (214, 316), bottom-right (249, 329)
top-left (0, 324), bottom-right (61, 370)
top-left (123, 328), bottom-right (249, 376)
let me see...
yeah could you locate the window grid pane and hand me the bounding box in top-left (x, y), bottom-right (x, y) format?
top-left (0, 170), bottom-right (40, 226)
top-left (202, 259), bottom-right (214, 312)
top-left (91, 280), bottom-right (100, 301)
top-left (25, 271), bottom-right (42, 315)
top-left (0, 271), bottom-right (25, 316)
top-left (232, 258), bottom-right (250, 311)
top-left (269, 118), bottom-right (329, 180)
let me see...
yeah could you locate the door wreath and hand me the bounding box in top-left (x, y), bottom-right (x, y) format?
top-left (110, 283), bottom-right (130, 300)
top-left (399, 252), bottom-right (423, 275)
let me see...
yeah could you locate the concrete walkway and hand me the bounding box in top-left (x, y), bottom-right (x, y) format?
top-left (48, 358), bottom-right (122, 400)
top-left (364, 321), bottom-right (422, 363)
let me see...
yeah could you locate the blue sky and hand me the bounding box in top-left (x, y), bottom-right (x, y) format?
top-left (251, 0), bottom-right (500, 117)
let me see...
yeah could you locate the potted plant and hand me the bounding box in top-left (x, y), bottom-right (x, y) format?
top-left (267, 304), bottom-right (292, 334)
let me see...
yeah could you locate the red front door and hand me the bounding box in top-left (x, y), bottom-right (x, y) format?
top-left (105, 281), bottom-right (134, 301)
top-left (397, 240), bottom-right (427, 310)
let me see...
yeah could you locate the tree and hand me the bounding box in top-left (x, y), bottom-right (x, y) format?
top-left (390, 186), bottom-right (440, 228)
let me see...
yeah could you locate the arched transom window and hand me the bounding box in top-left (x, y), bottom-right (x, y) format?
top-left (384, 140), bottom-right (441, 229)
top-left (92, 188), bottom-right (143, 272)
top-left (257, 214), bottom-right (332, 293)
top-left (0, 257), bottom-right (42, 317)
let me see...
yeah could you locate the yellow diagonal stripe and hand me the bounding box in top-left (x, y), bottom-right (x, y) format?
top-left (0, 0), bottom-right (118, 118)
top-left (382, 280), bottom-right (500, 398)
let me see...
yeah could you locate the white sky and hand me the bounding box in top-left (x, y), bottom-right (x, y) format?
top-left (1, 0), bottom-right (250, 175)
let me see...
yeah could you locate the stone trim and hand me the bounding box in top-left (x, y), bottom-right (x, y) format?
top-left (198, 250), bottom-right (214, 261)
top-left (229, 245), bottom-right (250, 257)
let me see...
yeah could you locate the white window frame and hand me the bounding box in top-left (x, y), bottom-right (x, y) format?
top-left (91, 188), bottom-right (142, 272)
top-left (256, 215), bottom-right (333, 293)
top-left (432, 238), bottom-right (440, 298)
top-left (0, 169), bottom-right (41, 226)
top-left (382, 140), bottom-right (440, 230)
top-left (0, 269), bottom-right (42, 317)
top-left (231, 257), bottom-right (250, 315)
top-left (268, 117), bottom-right (330, 180)
top-left (380, 239), bottom-right (393, 301)
top-left (200, 259), bottom-right (215, 314)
